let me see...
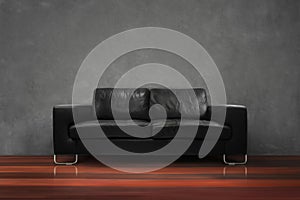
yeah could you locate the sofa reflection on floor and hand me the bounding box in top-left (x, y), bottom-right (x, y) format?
top-left (53, 88), bottom-right (247, 165)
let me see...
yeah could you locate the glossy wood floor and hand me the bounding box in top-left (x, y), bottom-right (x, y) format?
top-left (0, 156), bottom-right (300, 199)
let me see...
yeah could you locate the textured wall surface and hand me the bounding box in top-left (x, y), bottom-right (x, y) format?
top-left (0, 0), bottom-right (299, 155)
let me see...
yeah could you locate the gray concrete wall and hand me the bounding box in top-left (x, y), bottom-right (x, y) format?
top-left (0, 0), bottom-right (299, 155)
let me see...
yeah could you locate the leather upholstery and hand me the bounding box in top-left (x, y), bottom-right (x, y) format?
top-left (69, 119), bottom-right (231, 140)
top-left (94, 88), bottom-right (150, 121)
top-left (149, 88), bottom-right (207, 119)
top-left (53, 104), bottom-right (94, 154)
top-left (206, 105), bottom-right (247, 155)
top-left (151, 119), bottom-right (231, 140)
top-left (69, 120), bottom-right (151, 139)
top-left (53, 88), bottom-right (247, 156)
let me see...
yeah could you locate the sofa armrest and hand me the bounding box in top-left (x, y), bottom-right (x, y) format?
top-left (53, 104), bottom-right (94, 154)
top-left (208, 105), bottom-right (247, 155)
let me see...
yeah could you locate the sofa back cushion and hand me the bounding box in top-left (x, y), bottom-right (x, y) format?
top-left (94, 88), bottom-right (150, 120)
top-left (149, 88), bottom-right (208, 119)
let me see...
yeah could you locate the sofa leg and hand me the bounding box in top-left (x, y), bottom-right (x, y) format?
top-left (53, 154), bottom-right (78, 165)
top-left (223, 154), bottom-right (247, 166)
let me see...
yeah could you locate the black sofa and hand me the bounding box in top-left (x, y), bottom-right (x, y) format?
top-left (53, 88), bottom-right (247, 165)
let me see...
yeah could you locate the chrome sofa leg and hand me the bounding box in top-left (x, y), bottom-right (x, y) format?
top-left (53, 154), bottom-right (78, 165)
top-left (223, 154), bottom-right (247, 166)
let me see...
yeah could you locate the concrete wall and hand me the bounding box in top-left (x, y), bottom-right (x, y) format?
top-left (0, 0), bottom-right (299, 155)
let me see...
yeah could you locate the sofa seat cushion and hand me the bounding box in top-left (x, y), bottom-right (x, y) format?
top-left (151, 119), bottom-right (231, 140)
top-left (69, 120), bottom-right (151, 139)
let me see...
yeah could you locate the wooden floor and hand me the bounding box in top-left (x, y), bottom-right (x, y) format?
top-left (0, 156), bottom-right (300, 199)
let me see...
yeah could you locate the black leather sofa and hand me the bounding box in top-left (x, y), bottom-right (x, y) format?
top-left (53, 88), bottom-right (247, 165)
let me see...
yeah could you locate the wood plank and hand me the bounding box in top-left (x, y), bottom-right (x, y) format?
top-left (0, 156), bottom-right (299, 199)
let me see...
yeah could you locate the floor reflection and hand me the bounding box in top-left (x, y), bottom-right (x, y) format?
top-left (223, 166), bottom-right (247, 177)
top-left (51, 163), bottom-right (248, 179)
top-left (53, 165), bottom-right (78, 176)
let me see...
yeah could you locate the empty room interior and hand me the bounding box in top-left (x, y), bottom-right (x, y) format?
top-left (0, 0), bottom-right (299, 199)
